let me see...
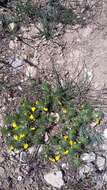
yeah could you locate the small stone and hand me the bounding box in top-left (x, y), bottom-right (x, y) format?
top-left (61, 163), bottom-right (69, 170)
top-left (103, 129), bottom-right (107, 139)
top-left (81, 152), bottom-right (96, 163)
top-left (17, 176), bottom-right (22, 181)
top-left (0, 155), bottom-right (4, 163)
top-left (96, 156), bottom-right (105, 171)
top-left (61, 163), bottom-right (67, 169)
top-left (100, 142), bottom-right (107, 151)
top-left (20, 151), bottom-right (28, 163)
top-left (79, 164), bottom-right (94, 179)
top-left (0, 114), bottom-right (4, 127)
top-left (38, 145), bottom-right (43, 154)
top-left (10, 58), bottom-right (24, 69)
top-left (90, 122), bottom-right (97, 128)
top-left (9, 40), bottom-right (15, 49)
top-left (44, 170), bottom-right (64, 188)
top-left (0, 167), bottom-right (5, 178)
top-left (28, 146), bottom-right (35, 155)
top-left (84, 68), bottom-right (93, 82)
top-left (0, 21), bottom-right (3, 32)
top-left (18, 86), bottom-right (23, 91)
top-left (103, 112), bottom-right (107, 122)
top-left (103, 172), bottom-right (107, 182)
top-left (8, 22), bottom-right (17, 32)
top-left (44, 132), bottom-right (49, 142)
top-left (25, 65), bottom-right (37, 79)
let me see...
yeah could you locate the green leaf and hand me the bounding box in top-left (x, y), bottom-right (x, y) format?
top-left (1, 127), bottom-right (8, 135)
top-left (68, 129), bottom-right (77, 141)
top-left (42, 83), bottom-right (50, 92)
top-left (72, 156), bottom-right (81, 167)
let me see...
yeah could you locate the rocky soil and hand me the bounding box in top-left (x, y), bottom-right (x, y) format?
top-left (1, 0), bottom-right (107, 189)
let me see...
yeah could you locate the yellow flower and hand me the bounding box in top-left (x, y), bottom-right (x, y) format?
top-left (19, 133), bottom-right (25, 139)
top-left (23, 143), bottom-right (29, 149)
top-left (13, 135), bottom-right (19, 141)
top-left (49, 155), bottom-right (61, 162)
top-left (80, 105), bottom-right (84, 110)
top-left (30, 127), bottom-right (36, 131)
top-left (12, 122), bottom-right (17, 128)
top-left (49, 157), bottom-right (56, 162)
top-left (73, 141), bottom-right (76, 145)
top-left (31, 107), bottom-right (36, 112)
top-left (64, 150), bottom-right (69, 155)
top-left (43, 107), bottom-right (48, 112)
top-left (69, 140), bottom-right (74, 146)
top-left (9, 145), bottom-right (14, 151)
top-left (29, 114), bottom-right (35, 120)
top-left (64, 135), bottom-right (68, 141)
top-left (36, 101), bottom-right (39, 105)
top-left (69, 140), bottom-right (76, 146)
top-left (55, 155), bottom-right (61, 161)
top-left (96, 118), bottom-right (101, 125)
top-left (62, 108), bottom-right (67, 113)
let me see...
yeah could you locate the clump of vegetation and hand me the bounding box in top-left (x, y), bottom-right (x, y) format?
top-left (0, 0), bottom-right (100, 39)
top-left (2, 80), bottom-right (102, 166)
top-left (15, 0), bottom-right (77, 39)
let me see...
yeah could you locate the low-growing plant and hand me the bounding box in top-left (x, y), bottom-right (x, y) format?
top-left (15, 0), bottom-right (77, 39)
top-left (2, 81), bottom-right (102, 166)
top-left (1, 0), bottom-right (99, 40)
top-left (16, 1), bottom-right (37, 21)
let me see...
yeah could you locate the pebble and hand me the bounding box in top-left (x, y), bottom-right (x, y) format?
top-left (0, 20), bottom-right (3, 32)
top-left (10, 58), bottom-right (24, 69)
top-left (103, 112), bottom-right (107, 122)
top-left (0, 167), bottom-right (5, 178)
top-left (9, 40), bottom-right (15, 49)
top-left (25, 65), bottom-right (37, 79)
top-left (84, 68), bottom-right (93, 82)
top-left (0, 154), bottom-right (4, 163)
top-left (100, 142), bottom-right (107, 151)
top-left (44, 170), bottom-right (64, 188)
top-left (38, 145), bottom-right (43, 154)
top-left (20, 151), bottom-right (28, 163)
top-left (79, 163), bottom-right (94, 179)
top-left (28, 146), bottom-right (35, 155)
top-left (96, 156), bottom-right (105, 171)
top-left (90, 122), bottom-right (97, 128)
top-left (61, 163), bottom-right (68, 169)
top-left (103, 128), bottom-right (107, 139)
top-left (17, 176), bottom-right (22, 181)
top-left (80, 152), bottom-right (96, 163)
top-left (8, 22), bottom-right (16, 32)
top-left (0, 114), bottom-right (4, 127)
top-left (103, 172), bottom-right (107, 182)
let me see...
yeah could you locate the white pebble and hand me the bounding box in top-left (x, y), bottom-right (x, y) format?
top-left (17, 176), bottom-right (22, 181)
top-left (103, 129), bottom-right (107, 139)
